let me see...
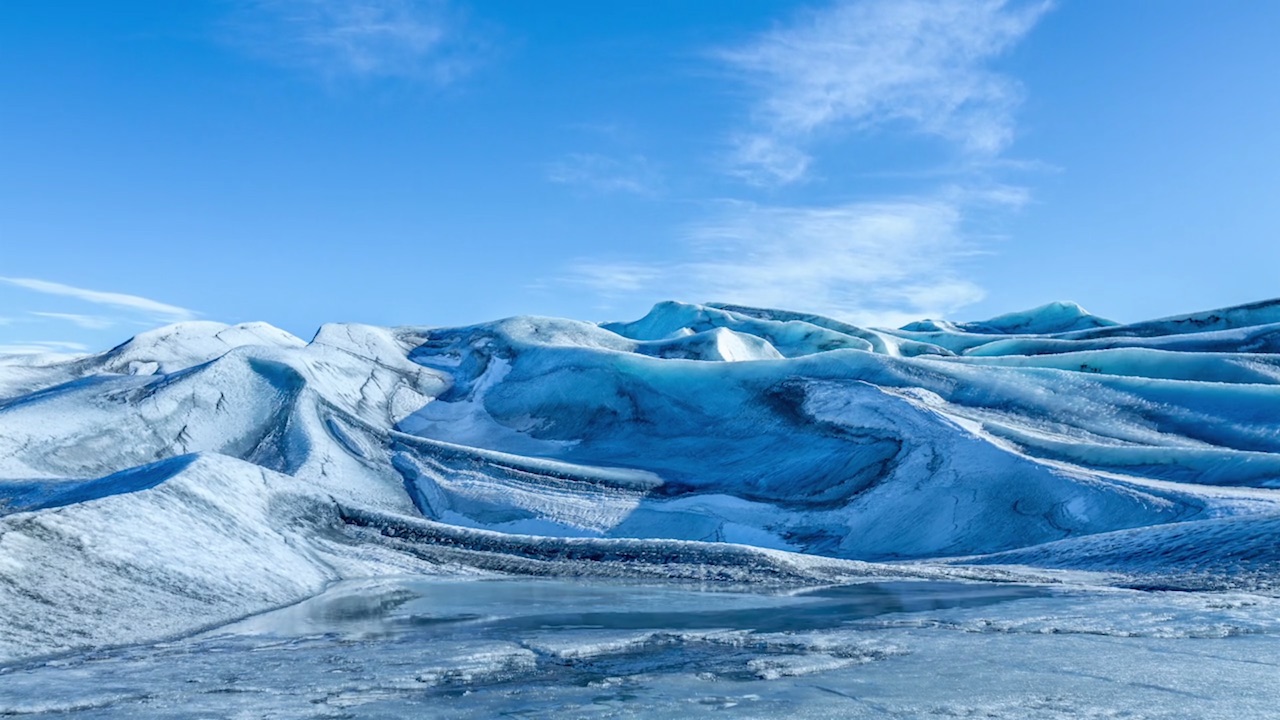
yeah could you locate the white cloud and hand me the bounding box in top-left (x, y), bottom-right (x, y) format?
top-left (0, 341), bottom-right (90, 357)
top-left (29, 312), bottom-right (117, 330)
top-left (567, 196), bottom-right (987, 326)
top-left (726, 135), bottom-right (811, 187)
top-left (1, 278), bottom-right (196, 323)
top-left (556, 1), bottom-right (1049, 324)
top-left (720, 0), bottom-right (1052, 184)
top-left (547, 154), bottom-right (663, 196)
top-left (228, 0), bottom-right (484, 83)
top-left (562, 261), bottom-right (669, 294)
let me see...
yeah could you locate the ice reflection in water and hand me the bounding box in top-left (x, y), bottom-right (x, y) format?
top-left (235, 576), bottom-right (1044, 632)
top-left (230, 577), bottom-right (1049, 638)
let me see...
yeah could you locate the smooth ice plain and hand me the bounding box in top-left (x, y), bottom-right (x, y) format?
top-left (3, 299), bottom-right (1280, 716)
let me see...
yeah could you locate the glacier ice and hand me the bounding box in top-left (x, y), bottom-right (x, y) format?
top-left (3, 298), bottom-right (1280, 714)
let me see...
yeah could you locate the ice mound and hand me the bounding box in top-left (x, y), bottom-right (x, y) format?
top-left (0, 454), bottom-right (339, 661)
top-left (904, 301), bottom-right (1117, 336)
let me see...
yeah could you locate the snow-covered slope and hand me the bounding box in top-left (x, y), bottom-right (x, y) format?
top-left (4, 298), bottom-right (1280, 662)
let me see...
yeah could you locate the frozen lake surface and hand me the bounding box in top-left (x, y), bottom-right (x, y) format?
top-left (4, 577), bottom-right (1279, 718)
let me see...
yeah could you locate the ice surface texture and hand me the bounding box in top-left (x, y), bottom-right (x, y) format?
top-left (3, 299), bottom-right (1280, 662)
top-left (14, 577), bottom-right (1279, 719)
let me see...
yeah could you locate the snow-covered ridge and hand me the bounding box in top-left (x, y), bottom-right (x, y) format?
top-left (3, 297), bottom-right (1280, 663)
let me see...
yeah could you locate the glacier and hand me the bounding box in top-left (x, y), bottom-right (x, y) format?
top-left (2, 298), bottom-right (1280, 716)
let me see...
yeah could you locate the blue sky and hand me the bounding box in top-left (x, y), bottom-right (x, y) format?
top-left (2, 0), bottom-right (1279, 353)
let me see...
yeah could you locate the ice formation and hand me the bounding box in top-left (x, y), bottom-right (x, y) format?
top-left (3, 298), bottom-right (1280, 665)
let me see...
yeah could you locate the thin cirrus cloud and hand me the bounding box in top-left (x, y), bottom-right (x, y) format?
top-left (546, 154), bottom-right (663, 197)
top-left (226, 0), bottom-right (486, 83)
top-left (0, 341), bottom-right (91, 357)
top-left (0, 277), bottom-right (196, 324)
top-left (569, 196), bottom-right (993, 327)
top-left (29, 312), bottom-right (118, 331)
top-left (719, 0), bottom-right (1052, 185)
top-left (560, 0), bottom-right (1050, 325)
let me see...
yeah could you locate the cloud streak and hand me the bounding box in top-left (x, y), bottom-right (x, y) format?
top-left (547, 154), bottom-right (663, 196)
top-left (1, 278), bottom-right (196, 323)
top-left (228, 0), bottom-right (485, 83)
top-left (0, 341), bottom-right (90, 357)
top-left (29, 312), bottom-right (117, 330)
top-left (720, 0), bottom-right (1052, 185)
top-left (568, 195), bottom-right (998, 327)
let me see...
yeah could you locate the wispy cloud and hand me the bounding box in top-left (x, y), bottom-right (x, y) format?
top-left (724, 135), bottom-right (812, 187)
top-left (547, 154), bottom-right (663, 196)
top-left (29, 312), bottom-right (117, 330)
top-left (555, 1), bottom-right (1049, 324)
top-left (568, 194), bottom-right (1008, 327)
top-left (719, 0), bottom-right (1052, 185)
top-left (1, 278), bottom-right (196, 323)
top-left (560, 261), bottom-right (669, 295)
top-left (227, 0), bottom-right (486, 83)
top-left (0, 341), bottom-right (90, 357)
